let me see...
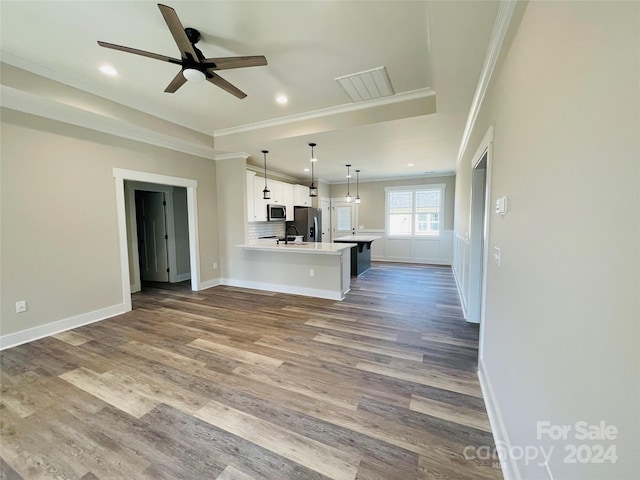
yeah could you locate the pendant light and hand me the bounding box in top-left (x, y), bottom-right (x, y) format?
top-left (345, 164), bottom-right (352, 203)
top-left (355, 169), bottom-right (361, 204)
top-left (308, 142), bottom-right (318, 197)
top-left (261, 150), bottom-right (271, 200)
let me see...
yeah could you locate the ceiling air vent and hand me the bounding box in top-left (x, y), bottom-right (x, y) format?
top-left (335, 66), bottom-right (395, 102)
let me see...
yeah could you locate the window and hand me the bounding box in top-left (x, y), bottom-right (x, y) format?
top-left (386, 184), bottom-right (444, 237)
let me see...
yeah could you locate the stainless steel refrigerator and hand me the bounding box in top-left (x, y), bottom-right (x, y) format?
top-left (289, 206), bottom-right (322, 242)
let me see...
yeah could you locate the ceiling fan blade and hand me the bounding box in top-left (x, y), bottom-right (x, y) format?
top-left (164, 70), bottom-right (187, 93)
top-left (206, 72), bottom-right (247, 99)
top-left (201, 56), bottom-right (268, 71)
top-left (158, 4), bottom-right (199, 62)
top-left (97, 41), bottom-right (181, 65)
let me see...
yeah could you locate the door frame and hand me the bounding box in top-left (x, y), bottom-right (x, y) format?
top-left (114, 168), bottom-right (201, 312)
top-left (320, 197), bottom-right (331, 242)
top-left (130, 184), bottom-right (176, 291)
top-left (467, 126), bottom-right (493, 359)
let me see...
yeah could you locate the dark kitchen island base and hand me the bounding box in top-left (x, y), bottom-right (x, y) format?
top-left (333, 235), bottom-right (381, 277)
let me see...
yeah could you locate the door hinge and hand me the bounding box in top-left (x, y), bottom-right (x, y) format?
top-left (167, 268), bottom-right (170, 273)
top-left (165, 234), bottom-right (168, 240)
top-left (163, 201), bottom-right (167, 206)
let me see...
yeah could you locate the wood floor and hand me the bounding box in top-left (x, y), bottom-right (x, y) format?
top-left (0, 263), bottom-right (502, 480)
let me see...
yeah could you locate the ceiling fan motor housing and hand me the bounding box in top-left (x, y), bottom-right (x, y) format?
top-left (184, 27), bottom-right (201, 44)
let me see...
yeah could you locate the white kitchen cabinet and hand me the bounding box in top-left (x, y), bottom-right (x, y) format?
top-left (253, 176), bottom-right (268, 221)
top-left (294, 184), bottom-right (311, 207)
top-left (282, 183), bottom-right (294, 220)
top-left (247, 170), bottom-right (296, 222)
top-left (268, 181), bottom-right (284, 205)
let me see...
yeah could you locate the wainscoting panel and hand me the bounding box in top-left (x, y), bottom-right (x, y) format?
top-left (412, 238), bottom-right (442, 262)
top-left (385, 238), bottom-right (412, 261)
top-left (360, 229), bottom-right (453, 266)
top-left (453, 233), bottom-right (470, 318)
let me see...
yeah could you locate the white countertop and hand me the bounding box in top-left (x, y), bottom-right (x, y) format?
top-left (239, 241), bottom-right (356, 255)
top-left (332, 235), bottom-right (382, 242)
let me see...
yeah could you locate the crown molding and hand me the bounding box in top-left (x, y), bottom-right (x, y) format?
top-left (213, 88), bottom-right (436, 138)
top-left (1, 85), bottom-right (216, 159)
top-left (456, 0), bottom-right (518, 166)
top-left (326, 171), bottom-right (455, 185)
top-left (214, 152), bottom-right (250, 161)
top-left (246, 163), bottom-right (302, 184)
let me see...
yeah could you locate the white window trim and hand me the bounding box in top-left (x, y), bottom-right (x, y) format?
top-left (384, 183), bottom-right (446, 239)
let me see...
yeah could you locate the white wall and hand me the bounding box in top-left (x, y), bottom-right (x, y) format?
top-left (0, 109), bottom-right (219, 346)
top-left (456, 2), bottom-right (639, 479)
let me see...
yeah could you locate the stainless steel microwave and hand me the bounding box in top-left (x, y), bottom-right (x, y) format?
top-left (267, 204), bottom-right (286, 221)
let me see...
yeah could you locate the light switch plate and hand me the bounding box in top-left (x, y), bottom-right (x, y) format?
top-left (496, 196), bottom-right (508, 215)
top-left (493, 247), bottom-right (501, 266)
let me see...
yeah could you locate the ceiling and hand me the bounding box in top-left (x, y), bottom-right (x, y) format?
top-left (0, 1), bottom-right (499, 184)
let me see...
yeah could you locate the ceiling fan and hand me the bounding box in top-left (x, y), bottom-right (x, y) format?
top-left (97, 3), bottom-right (267, 98)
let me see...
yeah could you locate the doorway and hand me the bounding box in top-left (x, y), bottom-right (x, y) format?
top-left (131, 183), bottom-right (192, 292)
top-left (113, 168), bottom-right (201, 313)
top-left (468, 153), bottom-right (487, 324)
top-left (331, 199), bottom-right (356, 239)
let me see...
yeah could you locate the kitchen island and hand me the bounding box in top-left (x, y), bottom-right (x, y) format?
top-left (332, 235), bottom-right (381, 276)
top-left (236, 241), bottom-right (356, 300)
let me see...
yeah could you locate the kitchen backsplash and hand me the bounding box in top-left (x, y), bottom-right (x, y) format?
top-left (247, 222), bottom-right (285, 241)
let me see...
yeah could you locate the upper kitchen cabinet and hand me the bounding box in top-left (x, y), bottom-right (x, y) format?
top-left (268, 181), bottom-right (284, 205)
top-left (282, 183), bottom-right (294, 221)
top-left (252, 174), bottom-right (268, 222)
top-left (294, 184), bottom-right (311, 207)
top-left (247, 171), bottom-right (297, 222)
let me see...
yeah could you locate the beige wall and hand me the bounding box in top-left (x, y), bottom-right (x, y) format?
top-left (1, 109), bottom-right (219, 337)
top-left (456, 2), bottom-right (639, 478)
top-left (330, 175), bottom-right (455, 230)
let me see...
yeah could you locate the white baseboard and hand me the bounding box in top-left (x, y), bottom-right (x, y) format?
top-left (372, 257), bottom-right (451, 266)
top-left (478, 357), bottom-right (520, 480)
top-left (221, 278), bottom-right (344, 301)
top-left (199, 278), bottom-right (222, 290)
top-left (0, 303), bottom-right (129, 351)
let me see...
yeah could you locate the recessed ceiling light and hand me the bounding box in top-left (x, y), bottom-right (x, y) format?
top-left (275, 94), bottom-right (288, 104)
top-left (99, 64), bottom-right (118, 77)
top-left (407, 163), bottom-right (415, 167)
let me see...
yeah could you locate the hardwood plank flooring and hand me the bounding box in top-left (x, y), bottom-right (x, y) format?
top-left (0, 263), bottom-right (502, 479)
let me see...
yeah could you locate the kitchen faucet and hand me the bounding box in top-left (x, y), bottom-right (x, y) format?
top-left (282, 224), bottom-right (299, 244)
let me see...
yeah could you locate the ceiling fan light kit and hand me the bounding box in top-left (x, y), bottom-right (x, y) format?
top-left (182, 68), bottom-right (205, 82)
top-left (97, 3), bottom-right (267, 98)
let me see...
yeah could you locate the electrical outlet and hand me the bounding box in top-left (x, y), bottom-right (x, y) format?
top-left (16, 301), bottom-right (27, 313)
top-left (213, 262), bottom-right (218, 270)
top-left (309, 269), bottom-right (315, 277)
